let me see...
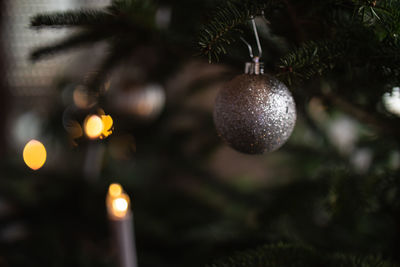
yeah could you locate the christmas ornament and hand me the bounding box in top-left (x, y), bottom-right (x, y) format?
top-left (213, 18), bottom-right (296, 154)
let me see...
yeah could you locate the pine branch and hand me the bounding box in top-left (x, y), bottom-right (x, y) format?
top-left (29, 0), bottom-right (158, 96)
top-left (356, 0), bottom-right (400, 40)
top-left (278, 40), bottom-right (348, 85)
top-left (30, 10), bottom-right (111, 28)
top-left (276, 0), bottom-right (400, 86)
top-left (30, 31), bottom-right (105, 61)
top-left (198, 0), bottom-right (283, 63)
top-left (86, 39), bottom-right (135, 93)
top-left (208, 243), bottom-right (398, 267)
top-left (30, 0), bottom-right (156, 30)
top-left (109, 0), bottom-right (155, 15)
top-left (107, 0), bottom-right (157, 29)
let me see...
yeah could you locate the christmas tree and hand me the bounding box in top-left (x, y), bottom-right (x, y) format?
top-left (1, 0), bottom-right (400, 266)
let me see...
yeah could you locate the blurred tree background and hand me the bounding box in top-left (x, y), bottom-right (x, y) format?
top-left (1, 0), bottom-right (400, 266)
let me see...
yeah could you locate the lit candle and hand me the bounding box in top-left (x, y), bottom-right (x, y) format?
top-left (106, 183), bottom-right (138, 267)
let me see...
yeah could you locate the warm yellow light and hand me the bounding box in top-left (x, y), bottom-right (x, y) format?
top-left (113, 197), bottom-right (128, 212)
top-left (100, 115), bottom-right (113, 139)
top-left (109, 183), bottom-right (122, 198)
top-left (111, 194), bottom-right (130, 218)
top-left (83, 113), bottom-right (113, 140)
top-left (84, 115), bottom-right (104, 139)
top-left (23, 139), bottom-right (47, 170)
top-left (107, 183), bottom-right (131, 219)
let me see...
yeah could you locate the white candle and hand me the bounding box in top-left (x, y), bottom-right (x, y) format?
top-left (106, 183), bottom-right (138, 267)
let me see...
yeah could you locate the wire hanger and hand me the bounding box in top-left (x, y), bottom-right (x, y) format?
top-left (241, 17), bottom-right (262, 62)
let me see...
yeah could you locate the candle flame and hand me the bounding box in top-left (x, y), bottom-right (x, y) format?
top-left (109, 183), bottom-right (122, 197)
top-left (107, 183), bottom-right (130, 219)
top-left (112, 196), bottom-right (129, 218)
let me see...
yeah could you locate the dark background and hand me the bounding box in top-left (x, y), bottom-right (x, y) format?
top-left (1, 1), bottom-right (400, 266)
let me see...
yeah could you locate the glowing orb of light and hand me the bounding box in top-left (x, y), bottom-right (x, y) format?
top-left (107, 183), bottom-right (131, 218)
top-left (109, 183), bottom-right (122, 198)
top-left (113, 197), bottom-right (128, 213)
top-left (84, 115), bottom-right (104, 139)
top-left (100, 115), bottom-right (113, 139)
top-left (23, 140), bottom-right (47, 170)
top-left (383, 87), bottom-right (400, 117)
top-left (111, 195), bottom-right (129, 218)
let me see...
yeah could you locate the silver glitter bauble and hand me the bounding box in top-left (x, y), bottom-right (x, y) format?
top-left (213, 74), bottom-right (296, 154)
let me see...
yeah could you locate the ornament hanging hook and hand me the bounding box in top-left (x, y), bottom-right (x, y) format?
top-left (240, 17), bottom-right (262, 62)
top-left (240, 37), bottom-right (254, 59)
top-left (242, 16), bottom-right (264, 75)
top-left (251, 17), bottom-right (262, 60)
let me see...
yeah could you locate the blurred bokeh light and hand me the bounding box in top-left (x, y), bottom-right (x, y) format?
top-left (383, 87), bottom-right (400, 117)
top-left (84, 115), bottom-right (104, 139)
top-left (22, 139), bottom-right (47, 170)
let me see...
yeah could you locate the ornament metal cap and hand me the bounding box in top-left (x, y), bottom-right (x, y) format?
top-left (241, 18), bottom-right (264, 75)
top-left (245, 57), bottom-right (264, 75)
